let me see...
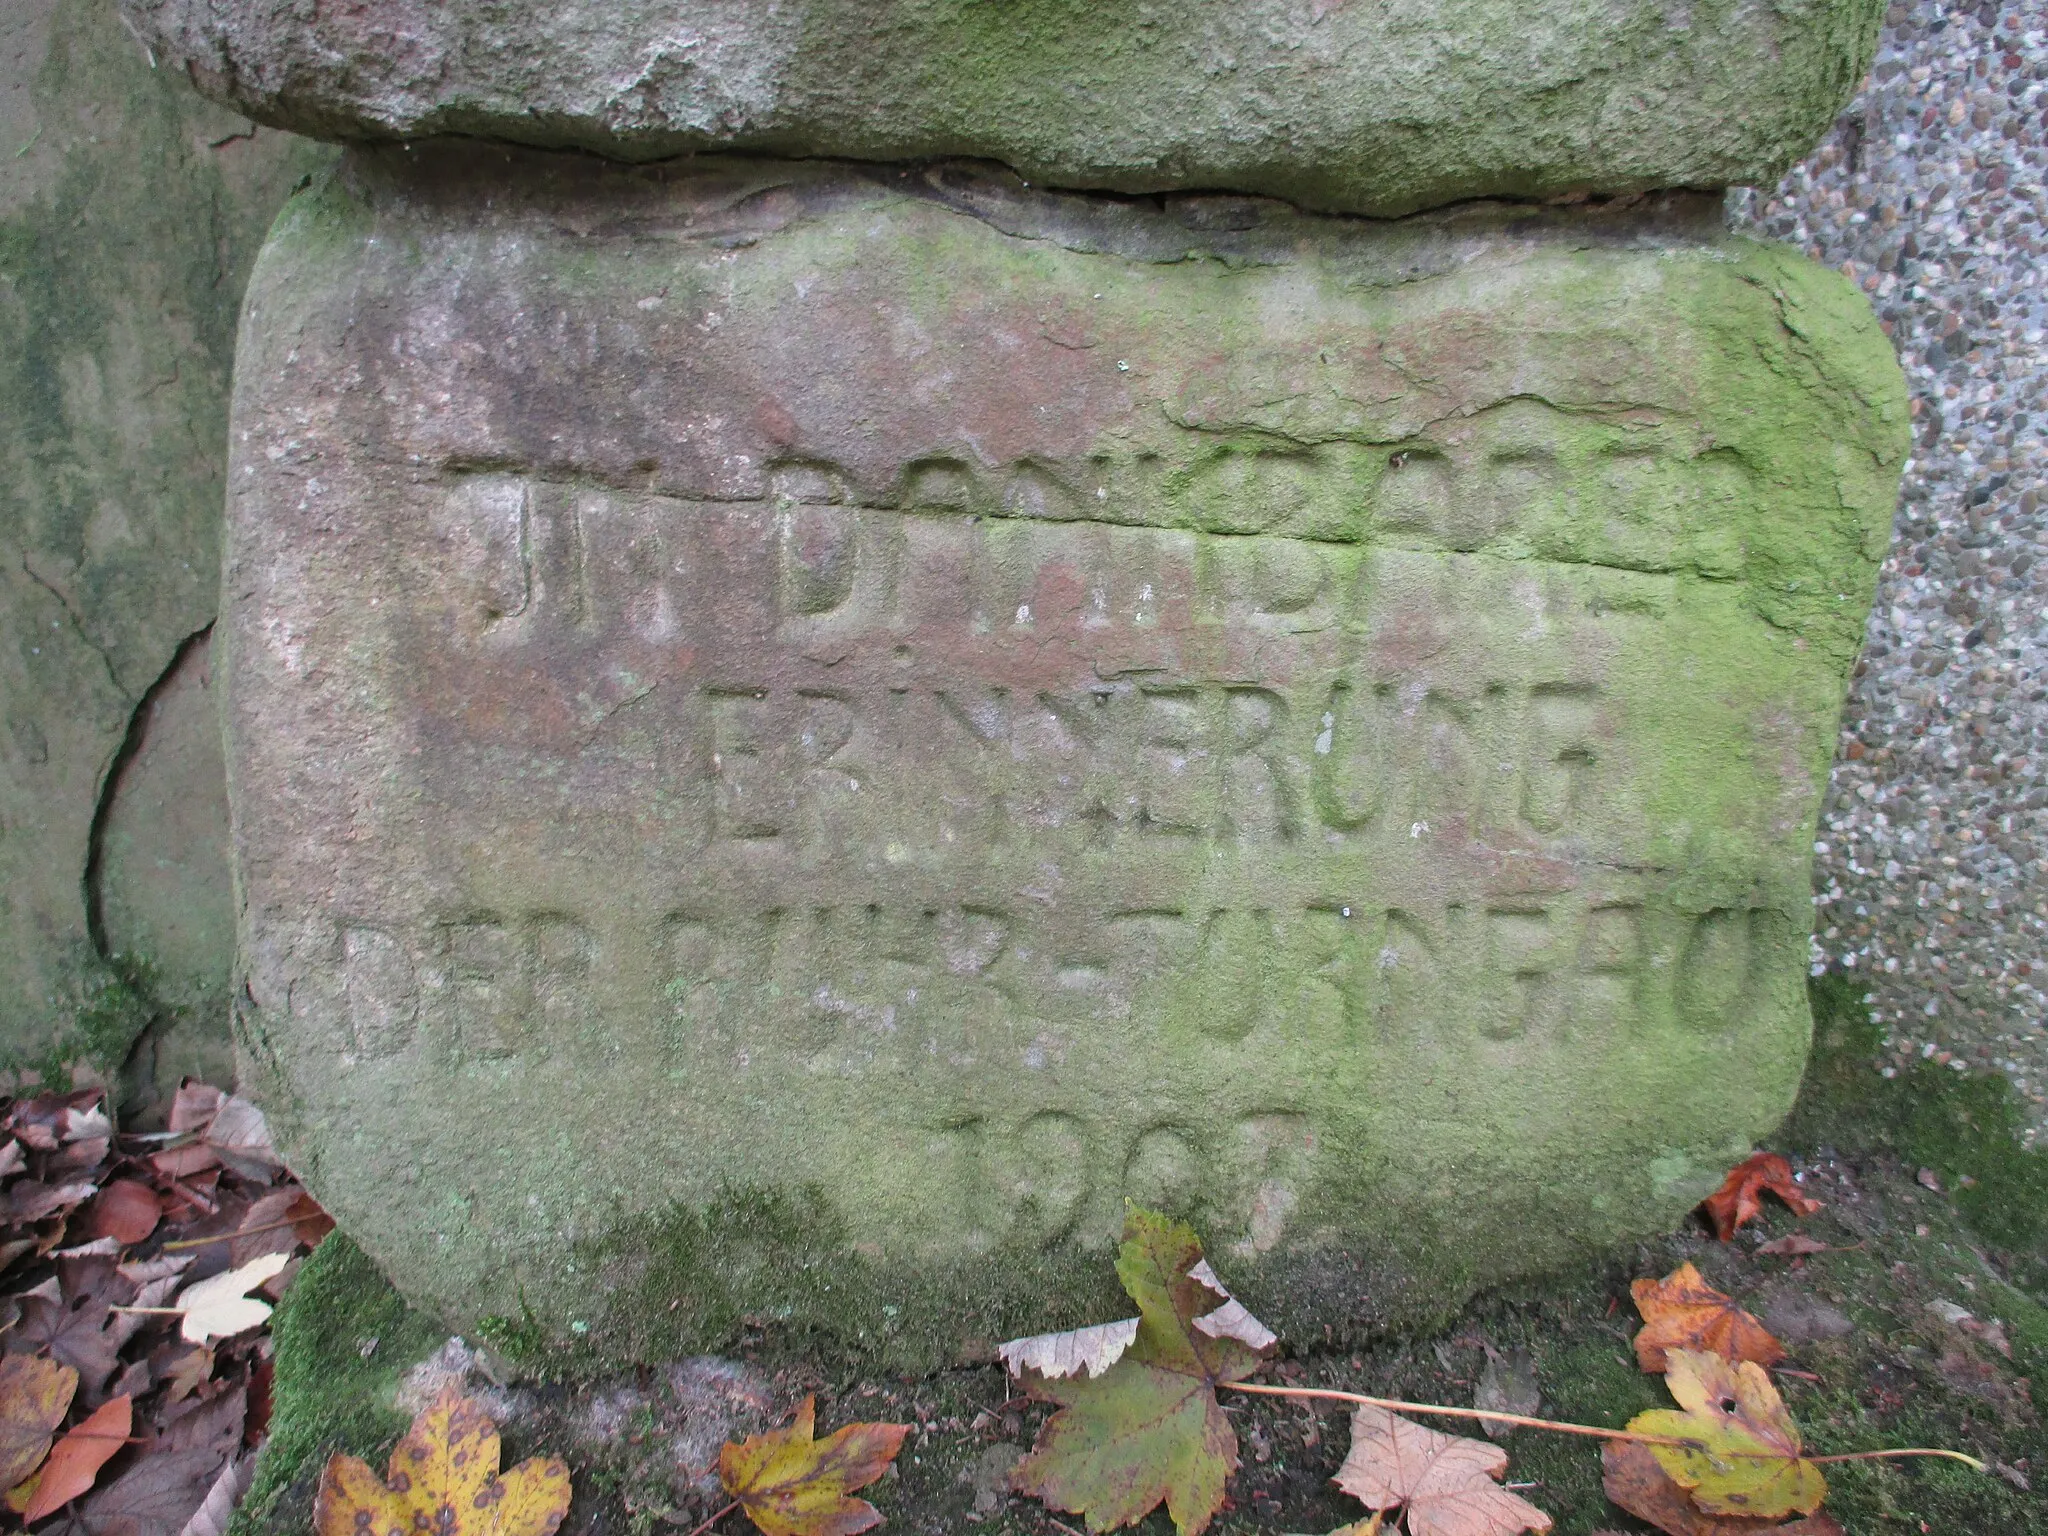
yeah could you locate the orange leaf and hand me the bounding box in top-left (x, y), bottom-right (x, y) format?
top-left (20, 1393), bottom-right (130, 1522)
top-left (719, 1397), bottom-right (909, 1536)
top-left (1698, 1154), bottom-right (1822, 1242)
top-left (0, 1355), bottom-right (78, 1492)
top-left (1631, 1263), bottom-right (1785, 1373)
top-left (314, 1389), bottom-right (570, 1536)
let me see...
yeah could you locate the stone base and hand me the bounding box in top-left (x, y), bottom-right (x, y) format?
top-left (223, 145), bottom-right (1906, 1357)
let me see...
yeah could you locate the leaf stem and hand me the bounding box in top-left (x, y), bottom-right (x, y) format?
top-left (163, 1217), bottom-right (303, 1251)
top-left (1808, 1448), bottom-right (1988, 1470)
top-left (1224, 1384), bottom-right (1988, 1472)
top-left (1224, 1382), bottom-right (1666, 1443)
top-left (679, 1500), bottom-right (737, 1536)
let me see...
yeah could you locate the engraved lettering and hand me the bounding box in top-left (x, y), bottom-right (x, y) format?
top-left (707, 690), bottom-right (780, 839)
top-left (435, 476), bottom-right (530, 629)
top-left (1522, 686), bottom-right (1599, 833)
top-left (1221, 687), bottom-right (1296, 840)
top-left (778, 504), bottom-right (857, 615)
top-left (340, 925), bottom-right (419, 1056)
top-left (1677, 908), bottom-right (1757, 1030)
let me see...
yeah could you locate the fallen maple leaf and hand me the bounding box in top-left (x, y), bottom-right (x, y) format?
top-left (717, 1395), bottom-right (908, 1536)
top-left (1699, 1154), bottom-right (1821, 1243)
top-left (16, 1393), bottom-right (131, 1522)
top-left (1007, 1207), bottom-right (1276, 1536)
top-left (171, 1253), bottom-right (292, 1344)
top-left (1626, 1350), bottom-right (1825, 1520)
top-left (10, 1258), bottom-right (137, 1401)
top-left (1601, 1441), bottom-right (1843, 1536)
top-left (75, 1446), bottom-right (230, 1536)
top-left (1334, 1405), bottom-right (1552, 1536)
top-left (316, 1389), bottom-right (569, 1536)
top-left (1631, 1264), bottom-right (1785, 1373)
top-left (0, 1353), bottom-right (78, 1488)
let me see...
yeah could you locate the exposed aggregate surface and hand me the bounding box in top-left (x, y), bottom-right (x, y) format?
top-left (1733, 0), bottom-right (2048, 1139)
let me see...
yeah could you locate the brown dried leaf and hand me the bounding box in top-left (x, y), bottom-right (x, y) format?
top-left (175, 1454), bottom-right (250, 1536)
top-left (6, 1182), bottom-right (99, 1225)
top-left (1334, 1406), bottom-right (1552, 1536)
top-left (8, 1094), bottom-right (110, 1154)
top-left (1632, 1264), bottom-right (1785, 1373)
top-left (83, 1184), bottom-right (162, 1249)
top-left (285, 1192), bottom-right (335, 1250)
top-left (155, 1348), bottom-right (215, 1406)
top-left (76, 1448), bottom-right (227, 1536)
top-left (7, 1259), bottom-right (137, 1401)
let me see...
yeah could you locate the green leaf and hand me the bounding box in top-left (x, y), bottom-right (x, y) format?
top-left (1007, 1207), bottom-right (1274, 1535)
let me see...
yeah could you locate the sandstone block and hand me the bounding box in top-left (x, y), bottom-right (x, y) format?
top-left (123, 0), bottom-right (1882, 217)
top-left (225, 147), bottom-right (1906, 1358)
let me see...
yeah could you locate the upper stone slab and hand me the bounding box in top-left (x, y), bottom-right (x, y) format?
top-left (121, 0), bottom-right (1882, 216)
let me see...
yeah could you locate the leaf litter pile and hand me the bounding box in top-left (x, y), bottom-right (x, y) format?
top-left (0, 1098), bottom-right (2008, 1536)
top-left (0, 1081), bottom-right (333, 1534)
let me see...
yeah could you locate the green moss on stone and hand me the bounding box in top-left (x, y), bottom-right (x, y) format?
top-left (234, 1234), bottom-right (446, 1536)
top-left (1790, 972), bottom-right (2048, 1293)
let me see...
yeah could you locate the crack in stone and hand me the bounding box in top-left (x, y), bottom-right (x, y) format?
top-left (20, 553), bottom-right (123, 697)
top-left (81, 623), bottom-right (215, 971)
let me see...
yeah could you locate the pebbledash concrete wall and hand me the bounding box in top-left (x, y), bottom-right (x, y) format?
top-left (1734, 1), bottom-right (2048, 1142)
top-left (112, 0), bottom-right (1909, 1357)
top-left (0, 0), bottom-right (325, 1094)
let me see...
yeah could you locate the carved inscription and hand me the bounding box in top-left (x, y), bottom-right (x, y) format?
top-left (280, 408), bottom-right (1811, 1260)
top-left (319, 900), bottom-right (1786, 1066)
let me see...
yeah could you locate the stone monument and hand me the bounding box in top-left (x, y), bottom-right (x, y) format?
top-left (123, 1), bottom-right (1906, 1360)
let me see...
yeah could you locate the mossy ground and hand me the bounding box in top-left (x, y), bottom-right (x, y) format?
top-left (248, 975), bottom-right (2047, 1535)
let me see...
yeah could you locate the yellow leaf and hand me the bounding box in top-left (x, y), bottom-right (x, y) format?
top-left (719, 1396), bottom-right (909, 1536)
top-left (0, 1353), bottom-right (77, 1490)
top-left (1627, 1349), bottom-right (1826, 1519)
top-left (314, 1389), bottom-right (570, 1536)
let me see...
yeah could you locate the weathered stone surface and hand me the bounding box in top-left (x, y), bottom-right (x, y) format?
top-left (226, 146), bottom-right (1907, 1359)
top-left (122, 0), bottom-right (1883, 218)
top-left (96, 633), bottom-right (237, 1097)
top-left (0, 0), bottom-right (329, 1069)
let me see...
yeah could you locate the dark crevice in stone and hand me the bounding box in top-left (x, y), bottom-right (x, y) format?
top-left (84, 621), bottom-right (215, 963)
